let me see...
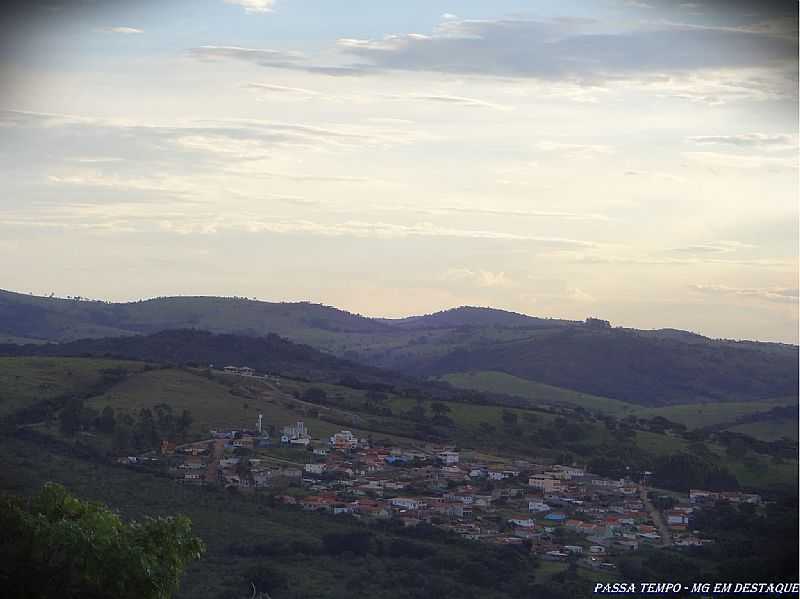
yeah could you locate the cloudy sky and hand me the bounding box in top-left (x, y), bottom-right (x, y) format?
top-left (0, 0), bottom-right (797, 342)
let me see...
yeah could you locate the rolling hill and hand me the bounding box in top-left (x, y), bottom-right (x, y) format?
top-left (0, 289), bottom-right (796, 411)
top-left (409, 327), bottom-right (797, 406)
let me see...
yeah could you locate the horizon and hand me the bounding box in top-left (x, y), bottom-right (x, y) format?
top-left (0, 0), bottom-right (797, 343)
top-left (4, 286), bottom-right (797, 345)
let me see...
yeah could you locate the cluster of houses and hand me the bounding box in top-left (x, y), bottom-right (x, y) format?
top-left (142, 421), bottom-right (724, 568)
top-left (119, 414), bottom-right (767, 569)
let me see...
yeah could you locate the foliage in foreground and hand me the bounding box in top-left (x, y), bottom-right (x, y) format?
top-left (0, 483), bottom-right (205, 599)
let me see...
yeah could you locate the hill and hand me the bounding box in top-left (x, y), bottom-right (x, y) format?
top-left (0, 329), bottom-right (432, 395)
top-left (380, 306), bottom-right (577, 330)
top-left (1, 290), bottom-right (796, 412)
top-left (409, 327), bottom-right (797, 406)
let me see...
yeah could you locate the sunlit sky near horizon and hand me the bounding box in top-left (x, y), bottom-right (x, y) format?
top-left (0, 0), bottom-right (797, 342)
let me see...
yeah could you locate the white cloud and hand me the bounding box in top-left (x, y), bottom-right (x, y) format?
top-left (189, 46), bottom-right (304, 65)
top-left (567, 287), bottom-right (596, 302)
top-left (690, 284), bottom-right (799, 303)
top-left (333, 16), bottom-right (796, 82)
top-left (687, 133), bottom-right (796, 149)
top-left (224, 0), bottom-right (276, 14)
top-left (444, 268), bottom-right (513, 288)
top-left (385, 94), bottom-right (512, 111)
top-left (243, 82), bottom-right (322, 99)
top-left (97, 27), bottom-right (143, 34)
top-left (683, 151), bottom-right (797, 170)
top-left (534, 141), bottom-right (613, 157)
top-left (669, 240), bottom-right (756, 254)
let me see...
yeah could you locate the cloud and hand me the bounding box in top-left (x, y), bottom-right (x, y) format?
top-left (243, 82), bottom-right (322, 99)
top-left (683, 151), bottom-right (797, 170)
top-left (333, 16), bottom-right (797, 82)
top-left (238, 220), bottom-right (598, 246)
top-left (690, 284), bottom-right (799, 303)
top-left (567, 287), bottom-right (596, 302)
top-left (96, 27), bottom-right (143, 34)
top-left (534, 141), bottom-right (612, 157)
top-left (669, 240), bottom-right (756, 254)
top-left (638, 66), bottom-right (796, 105)
top-left (687, 133), bottom-right (796, 148)
top-left (542, 249), bottom-right (792, 268)
top-left (440, 206), bottom-right (611, 222)
top-left (0, 109), bottom-right (419, 173)
top-left (622, 170), bottom-right (686, 182)
top-left (189, 46), bottom-right (305, 66)
top-left (385, 94), bottom-right (511, 111)
top-left (625, 1), bottom-right (653, 8)
top-left (2, 202), bottom-right (598, 247)
top-left (224, 0), bottom-right (275, 14)
top-left (46, 172), bottom-right (189, 196)
top-left (187, 11), bottom-right (796, 90)
top-left (444, 268), bottom-right (513, 288)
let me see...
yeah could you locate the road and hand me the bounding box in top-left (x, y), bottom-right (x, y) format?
top-left (641, 486), bottom-right (673, 547)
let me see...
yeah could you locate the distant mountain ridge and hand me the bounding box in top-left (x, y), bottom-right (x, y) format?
top-left (379, 306), bottom-right (577, 330)
top-left (1, 289), bottom-right (796, 408)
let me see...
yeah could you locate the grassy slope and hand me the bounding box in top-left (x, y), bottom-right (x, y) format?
top-left (727, 419), bottom-right (799, 442)
top-left (0, 356), bottom-right (145, 417)
top-left (439, 371), bottom-right (638, 416)
top-left (442, 370), bottom-right (797, 433)
top-left (1, 357), bottom-right (795, 492)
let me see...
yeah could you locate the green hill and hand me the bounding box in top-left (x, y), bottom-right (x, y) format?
top-left (1, 289), bottom-right (796, 411)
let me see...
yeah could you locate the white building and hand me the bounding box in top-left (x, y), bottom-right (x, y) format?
top-left (304, 463), bottom-right (326, 475)
top-left (528, 501), bottom-right (552, 513)
top-left (438, 450), bottom-right (460, 465)
top-left (330, 430), bottom-right (358, 450)
top-left (553, 465), bottom-right (585, 479)
top-left (282, 421), bottom-right (309, 440)
top-left (390, 497), bottom-right (422, 511)
top-left (528, 476), bottom-right (562, 492)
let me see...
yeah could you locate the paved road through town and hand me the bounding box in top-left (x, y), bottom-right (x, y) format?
top-left (641, 486), bottom-right (673, 547)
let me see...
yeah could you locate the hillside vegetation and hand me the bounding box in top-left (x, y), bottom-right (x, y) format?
top-left (1, 290), bottom-right (796, 414)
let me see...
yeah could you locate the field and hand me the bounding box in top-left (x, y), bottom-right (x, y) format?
top-left (440, 370), bottom-right (798, 437)
top-left (438, 371), bottom-right (637, 415)
top-left (1, 357), bottom-right (796, 494)
top-left (727, 419), bottom-right (798, 442)
top-left (0, 356), bottom-right (145, 417)
top-left (642, 400), bottom-right (797, 431)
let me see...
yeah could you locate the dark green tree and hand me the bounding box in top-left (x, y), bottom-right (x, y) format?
top-left (430, 402), bottom-right (451, 417)
top-left (502, 410), bottom-right (518, 427)
top-left (59, 399), bottom-right (84, 437)
top-left (98, 406), bottom-right (116, 434)
top-left (0, 483), bottom-right (204, 599)
top-left (177, 409), bottom-right (193, 440)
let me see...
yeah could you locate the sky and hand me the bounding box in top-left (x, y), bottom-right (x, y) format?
top-left (0, 0), bottom-right (797, 342)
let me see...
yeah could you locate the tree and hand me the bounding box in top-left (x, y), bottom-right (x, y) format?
top-left (177, 409), bottom-right (193, 440)
top-left (112, 425), bottom-right (132, 455)
top-left (502, 410), bottom-right (518, 427)
top-left (136, 408), bottom-right (160, 450)
top-left (430, 402), bottom-right (451, 417)
top-left (301, 387), bottom-right (327, 404)
top-left (59, 399), bottom-right (84, 436)
top-left (98, 406), bottom-right (116, 434)
top-left (244, 563), bottom-right (288, 596)
top-left (154, 403), bottom-right (175, 438)
top-left (0, 483), bottom-right (204, 599)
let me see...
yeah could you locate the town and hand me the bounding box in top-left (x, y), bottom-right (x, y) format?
top-left (119, 410), bottom-right (763, 572)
